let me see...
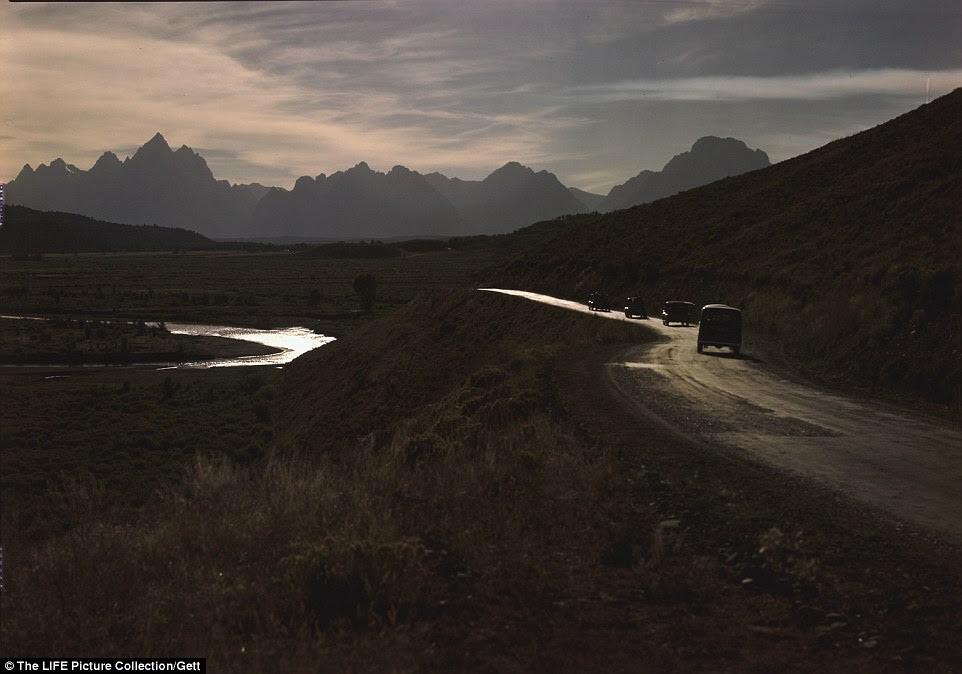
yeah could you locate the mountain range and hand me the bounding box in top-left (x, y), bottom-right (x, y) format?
top-left (6, 134), bottom-right (769, 240)
top-left (7, 133), bottom-right (268, 239)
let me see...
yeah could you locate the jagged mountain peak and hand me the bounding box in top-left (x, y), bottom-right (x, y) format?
top-left (92, 151), bottom-right (122, 170)
top-left (174, 144), bottom-right (196, 156)
top-left (671, 136), bottom-right (770, 166)
top-left (43, 158), bottom-right (82, 175)
top-left (293, 175), bottom-right (316, 191)
top-left (146, 132), bottom-right (170, 148)
top-left (485, 161), bottom-right (535, 180)
top-left (131, 133), bottom-right (173, 162)
top-left (690, 135), bottom-right (747, 151)
top-left (601, 136), bottom-right (771, 211)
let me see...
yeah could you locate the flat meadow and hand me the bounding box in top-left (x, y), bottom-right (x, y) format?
top-left (0, 245), bottom-right (500, 535)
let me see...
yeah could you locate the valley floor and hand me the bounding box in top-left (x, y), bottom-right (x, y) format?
top-left (2, 288), bottom-right (961, 671)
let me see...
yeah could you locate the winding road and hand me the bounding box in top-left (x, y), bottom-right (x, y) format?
top-left (481, 289), bottom-right (962, 544)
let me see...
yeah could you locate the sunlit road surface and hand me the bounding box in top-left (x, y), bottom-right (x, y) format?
top-left (480, 289), bottom-right (962, 544)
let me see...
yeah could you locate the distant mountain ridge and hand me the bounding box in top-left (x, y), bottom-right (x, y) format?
top-left (8, 133), bottom-right (267, 239)
top-left (423, 162), bottom-right (586, 234)
top-left (600, 136), bottom-right (770, 211)
top-left (249, 162), bottom-right (463, 239)
top-left (7, 134), bottom-right (770, 239)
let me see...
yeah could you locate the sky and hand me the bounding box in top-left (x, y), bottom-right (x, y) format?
top-left (1, 0), bottom-right (960, 194)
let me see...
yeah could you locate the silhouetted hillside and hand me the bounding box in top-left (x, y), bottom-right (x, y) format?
top-left (493, 89), bottom-right (962, 407)
top-left (0, 205), bottom-right (214, 254)
top-left (600, 136), bottom-right (770, 211)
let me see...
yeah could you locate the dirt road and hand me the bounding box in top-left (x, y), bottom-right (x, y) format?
top-left (481, 289), bottom-right (962, 544)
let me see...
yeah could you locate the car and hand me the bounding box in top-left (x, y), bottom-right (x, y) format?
top-left (588, 292), bottom-right (610, 312)
top-left (661, 301), bottom-right (695, 326)
top-left (624, 296), bottom-right (647, 319)
top-left (697, 304), bottom-right (742, 355)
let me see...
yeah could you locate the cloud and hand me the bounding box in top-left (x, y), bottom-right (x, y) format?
top-left (0, 8), bottom-right (571, 186)
top-left (661, 0), bottom-right (771, 25)
top-left (569, 69), bottom-right (962, 103)
top-left (2, 1), bottom-right (960, 190)
top-left (1, 2), bottom-right (593, 185)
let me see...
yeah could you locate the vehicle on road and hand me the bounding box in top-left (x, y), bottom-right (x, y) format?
top-left (662, 301), bottom-right (695, 326)
top-left (588, 292), bottom-right (611, 312)
top-left (697, 304), bottom-right (742, 355)
top-left (624, 297), bottom-right (647, 319)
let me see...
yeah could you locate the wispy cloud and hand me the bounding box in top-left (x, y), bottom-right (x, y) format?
top-left (569, 69), bottom-right (962, 103)
top-left (662, 0), bottom-right (771, 25)
top-left (2, 1), bottom-right (960, 191)
top-left (0, 3), bottom-right (573, 186)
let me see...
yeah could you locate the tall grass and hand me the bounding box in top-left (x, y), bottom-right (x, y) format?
top-left (1, 403), bottom-right (646, 667)
top-left (0, 302), bottom-right (677, 667)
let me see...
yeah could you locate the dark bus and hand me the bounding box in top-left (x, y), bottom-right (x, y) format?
top-left (696, 304), bottom-right (742, 355)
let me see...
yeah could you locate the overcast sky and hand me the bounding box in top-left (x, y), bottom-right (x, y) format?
top-left (2, 0), bottom-right (960, 193)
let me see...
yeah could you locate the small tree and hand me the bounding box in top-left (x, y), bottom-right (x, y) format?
top-left (353, 273), bottom-right (377, 312)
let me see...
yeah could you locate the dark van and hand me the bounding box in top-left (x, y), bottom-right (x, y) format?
top-left (624, 296), bottom-right (647, 319)
top-left (662, 301), bottom-right (695, 326)
top-left (588, 292), bottom-right (610, 312)
top-left (697, 304), bottom-right (742, 355)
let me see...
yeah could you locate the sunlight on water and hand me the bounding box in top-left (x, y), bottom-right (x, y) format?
top-left (0, 316), bottom-right (334, 369)
top-left (164, 323), bottom-right (335, 369)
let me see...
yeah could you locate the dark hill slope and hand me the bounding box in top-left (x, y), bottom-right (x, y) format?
top-left (492, 89), bottom-right (962, 407)
top-left (0, 205), bottom-right (215, 254)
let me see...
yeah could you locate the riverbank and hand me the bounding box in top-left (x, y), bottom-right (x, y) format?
top-left (0, 317), bottom-right (280, 366)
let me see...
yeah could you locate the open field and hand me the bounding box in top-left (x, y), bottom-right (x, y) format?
top-left (0, 244), bottom-right (505, 333)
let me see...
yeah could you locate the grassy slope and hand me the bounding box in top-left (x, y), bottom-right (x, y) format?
top-left (494, 89), bottom-right (962, 408)
top-left (267, 290), bottom-right (962, 670)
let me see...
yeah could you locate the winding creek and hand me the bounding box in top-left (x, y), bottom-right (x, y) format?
top-left (163, 323), bottom-right (335, 369)
top-left (0, 316), bottom-right (336, 369)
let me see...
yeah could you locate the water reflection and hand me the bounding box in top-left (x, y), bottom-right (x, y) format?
top-left (165, 323), bottom-right (336, 369)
